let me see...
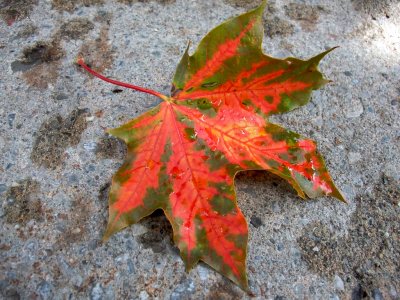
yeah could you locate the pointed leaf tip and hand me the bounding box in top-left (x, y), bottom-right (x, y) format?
top-left (251, 0), bottom-right (267, 16)
top-left (186, 40), bottom-right (191, 52)
top-left (332, 188), bottom-right (347, 203)
top-left (311, 46), bottom-right (339, 65)
top-left (260, 0), bottom-right (268, 10)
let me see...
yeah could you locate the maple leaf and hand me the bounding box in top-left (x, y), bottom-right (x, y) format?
top-left (77, 1), bottom-right (345, 290)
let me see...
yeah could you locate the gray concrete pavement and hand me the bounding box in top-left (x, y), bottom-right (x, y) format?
top-left (1, 0), bottom-right (399, 299)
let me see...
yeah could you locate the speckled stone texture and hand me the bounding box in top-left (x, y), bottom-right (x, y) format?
top-left (0, 0), bottom-right (399, 299)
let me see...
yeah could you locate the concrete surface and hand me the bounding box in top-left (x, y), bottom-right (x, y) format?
top-left (0, 0), bottom-right (399, 299)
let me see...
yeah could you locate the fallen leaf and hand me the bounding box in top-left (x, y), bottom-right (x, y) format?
top-left (77, 1), bottom-right (345, 290)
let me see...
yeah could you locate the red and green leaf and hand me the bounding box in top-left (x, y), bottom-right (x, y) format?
top-left (77, 0), bottom-right (345, 290)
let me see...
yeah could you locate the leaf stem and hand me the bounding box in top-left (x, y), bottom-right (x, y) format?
top-left (76, 57), bottom-right (168, 101)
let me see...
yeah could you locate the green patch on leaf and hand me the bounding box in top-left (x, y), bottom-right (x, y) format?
top-left (210, 195), bottom-right (235, 216)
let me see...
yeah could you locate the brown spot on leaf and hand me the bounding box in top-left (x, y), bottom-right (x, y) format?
top-left (78, 26), bottom-right (114, 74)
top-left (51, 0), bottom-right (104, 12)
top-left (284, 3), bottom-right (324, 31)
top-left (95, 134), bottom-right (126, 160)
top-left (137, 210), bottom-right (173, 253)
top-left (58, 18), bottom-right (94, 40)
top-left (0, 0), bottom-right (38, 26)
top-left (3, 179), bottom-right (43, 225)
top-left (297, 175), bottom-right (400, 296)
top-left (30, 109), bottom-right (89, 169)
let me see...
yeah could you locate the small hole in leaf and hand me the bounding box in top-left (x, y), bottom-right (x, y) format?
top-left (112, 89), bottom-right (123, 94)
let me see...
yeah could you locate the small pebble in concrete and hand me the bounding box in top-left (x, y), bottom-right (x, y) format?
top-left (8, 113), bottom-right (16, 128)
top-left (345, 99), bottom-right (364, 118)
top-left (344, 71), bottom-right (352, 76)
top-left (372, 288), bottom-right (384, 300)
top-left (0, 184), bottom-right (6, 194)
top-left (83, 141), bottom-right (97, 152)
top-left (139, 290), bottom-right (150, 300)
top-left (90, 283), bottom-right (104, 300)
top-left (348, 152), bottom-right (362, 164)
top-left (334, 275), bottom-right (344, 291)
top-left (37, 281), bottom-right (53, 300)
top-left (250, 215), bottom-right (263, 228)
